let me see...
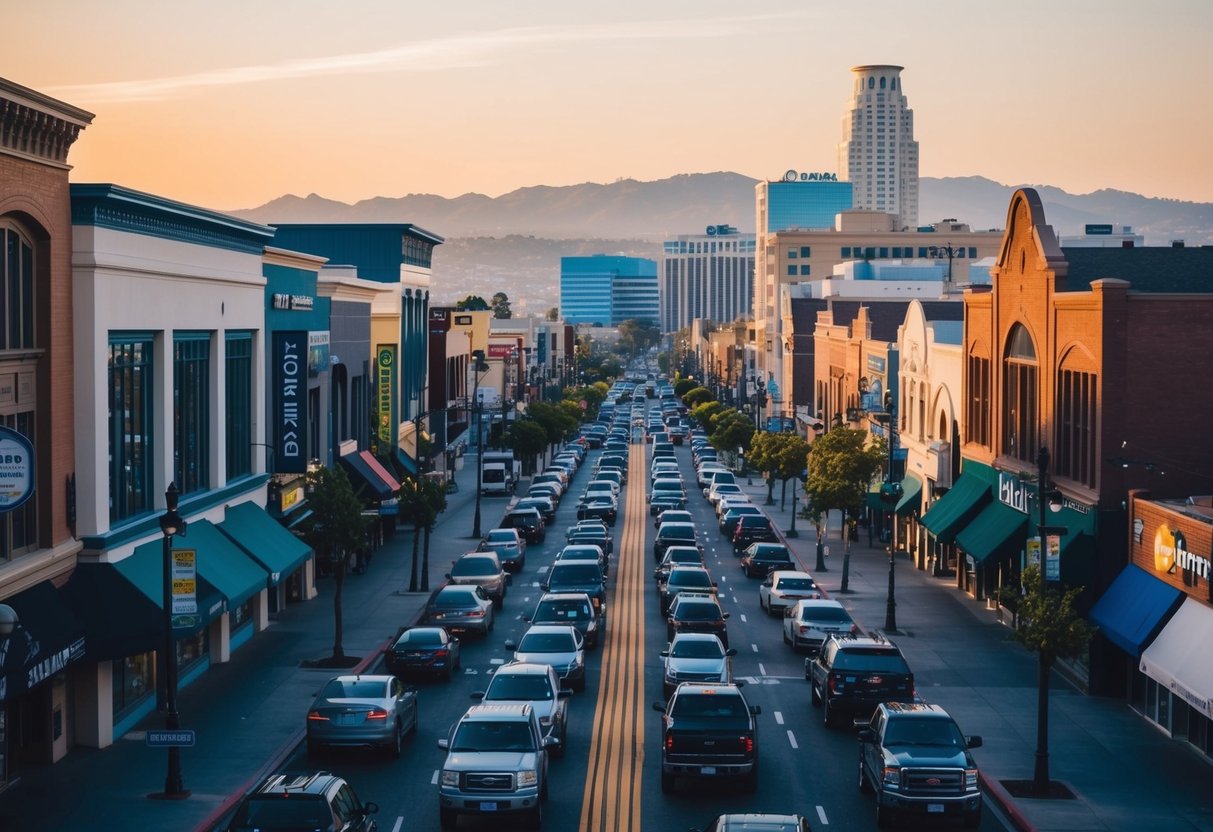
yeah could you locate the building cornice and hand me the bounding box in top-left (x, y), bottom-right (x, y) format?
top-left (0, 77), bottom-right (93, 169)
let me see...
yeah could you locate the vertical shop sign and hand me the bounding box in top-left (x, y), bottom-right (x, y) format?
top-left (377, 345), bottom-right (397, 448)
top-left (273, 331), bottom-right (308, 473)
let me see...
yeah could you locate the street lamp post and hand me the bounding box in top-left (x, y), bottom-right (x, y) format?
top-left (157, 482), bottom-right (188, 799)
top-left (786, 475), bottom-right (800, 538)
top-left (470, 350), bottom-right (489, 538)
top-left (1031, 444), bottom-right (1066, 791)
top-left (878, 394), bottom-right (902, 633)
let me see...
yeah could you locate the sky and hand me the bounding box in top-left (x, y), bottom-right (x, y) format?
top-left (10, 0), bottom-right (1213, 211)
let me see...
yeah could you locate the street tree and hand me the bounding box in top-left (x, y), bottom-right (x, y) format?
top-left (416, 476), bottom-right (448, 592)
top-left (455, 294), bottom-right (490, 311)
top-left (528, 401), bottom-right (577, 458)
top-left (504, 419), bottom-right (548, 474)
top-left (300, 464), bottom-right (370, 664)
top-left (682, 386), bottom-right (715, 409)
top-left (690, 400), bottom-right (725, 432)
top-left (709, 410), bottom-right (755, 456)
top-left (1008, 563), bottom-right (1094, 794)
top-left (749, 432), bottom-right (811, 506)
top-left (491, 292), bottom-right (512, 319)
top-left (802, 426), bottom-right (885, 591)
top-left (546, 307), bottom-right (559, 321)
top-left (673, 378), bottom-right (697, 397)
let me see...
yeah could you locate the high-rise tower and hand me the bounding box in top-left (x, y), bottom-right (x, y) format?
top-left (838, 65), bottom-right (919, 229)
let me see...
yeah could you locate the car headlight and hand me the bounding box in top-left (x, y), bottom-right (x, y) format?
top-left (965, 768), bottom-right (979, 789)
top-left (441, 770), bottom-right (460, 787)
top-left (881, 766), bottom-right (901, 788)
top-left (665, 666), bottom-right (678, 681)
top-left (517, 769), bottom-right (538, 787)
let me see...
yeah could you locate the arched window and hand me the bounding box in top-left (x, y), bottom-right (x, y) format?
top-left (1056, 351), bottom-right (1098, 488)
top-left (918, 381), bottom-right (927, 441)
top-left (1002, 324), bottom-right (1038, 462)
top-left (868, 77), bottom-right (875, 89)
top-left (880, 76), bottom-right (887, 90)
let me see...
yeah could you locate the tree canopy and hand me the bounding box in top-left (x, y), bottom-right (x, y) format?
top-left (802, 426), bottom-right (886, 521)
top-left (682, 386), bottom-right (715, 409)
top-left (455, 294), bottom-right (489, 311)
top-left (491, 292), bottom-right (512, 319)
top-left (710, 410), bottom-right (756, 454)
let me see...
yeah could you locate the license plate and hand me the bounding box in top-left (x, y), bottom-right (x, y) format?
top-left (927, 804), bottom-right (944, 813)
top-left (339, 714), bottom-right (359, 726)
top-left (480, 802), bottom-right (498, 811)
top-left (700, 766), bottom-right (716, 775)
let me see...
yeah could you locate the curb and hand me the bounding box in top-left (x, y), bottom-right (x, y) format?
top-left (980, 773), bottom-right (1039, 832)
top-left (191, 630), bottom-right (404, 832)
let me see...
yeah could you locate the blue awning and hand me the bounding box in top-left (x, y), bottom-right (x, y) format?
top-left (394, 446), bottom-right (418, 476)
top-left (1089, 564), bottom-right (1184, 657)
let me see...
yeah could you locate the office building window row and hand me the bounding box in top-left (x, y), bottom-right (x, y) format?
top-left (108, 335), bottom-right (155, 523)
top-left (225, 332), bottom-right (253, 479)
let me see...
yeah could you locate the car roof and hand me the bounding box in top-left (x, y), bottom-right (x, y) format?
top-left (881, 701), bottom-right (950, 718)
top-left (537, 591), bottom-right (594, 602)
top-left (794, 598), bottom-right (845, 610)
top-left (493, 662), bottom-right (555, 677)
top-left (251, 771), bottom-right (344, 797)
top-left (769, 570), bottom-right (815, 581)
top-left (670, 632), bottom-right (724, 644)
top-left (464, 702), bottom-right (535, 721)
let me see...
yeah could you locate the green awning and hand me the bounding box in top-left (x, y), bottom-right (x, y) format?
top-left (119, 542), bottom-right (227, 626)
top-left (219, 501), bottom-right (313, 586)
top-left (894, 473), bottom-right (923, 516)
top-left (135, 520), bottom-right (268, 610)
top-left (920, 473), bottom-right (991, 543)
top-left (955, 500), bottom-right (1028, 566)
top-left (866, 489), bottom-right (887, 511)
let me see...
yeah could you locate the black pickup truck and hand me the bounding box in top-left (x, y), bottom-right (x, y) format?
top-left (808, 635), bottom-right (915, 727)
top-left (857, 702), bottom-right (983, 828)
top-left (653, 682), bottom-right (760, 794)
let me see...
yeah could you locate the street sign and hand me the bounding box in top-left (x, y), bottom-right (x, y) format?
top-left (146, 729), bottom-right (195, 748)
top-left (171, 547), bottom-right (197, 615)
top-left (172, 614), bottom-right (200, 629)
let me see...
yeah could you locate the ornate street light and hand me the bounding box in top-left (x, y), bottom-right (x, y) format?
top-left (156, 483), bottom-right (189, 799)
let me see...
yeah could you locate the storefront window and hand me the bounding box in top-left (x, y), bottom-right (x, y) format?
top-left (111, 652), bottom-right (154, 716)
top-left (177, 628), bottom-right (208, 669)
top-left (231, 599), bottom-right (253, 630)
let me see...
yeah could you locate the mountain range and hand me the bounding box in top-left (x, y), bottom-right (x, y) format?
top-left (231, 173), bottom-right (1213, 313)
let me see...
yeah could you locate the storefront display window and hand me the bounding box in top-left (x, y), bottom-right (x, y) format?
top-left (177, 628), bottom-right (208, 670)
top-left (111, 652), bottom-right (154, 717)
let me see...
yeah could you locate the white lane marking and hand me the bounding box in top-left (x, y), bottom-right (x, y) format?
top-left (531, 582), bottom-right (542, 588)
top-left (732, 596), bottom-right (738, 604)
top-left (718, 575), bottom-right (728, 583)
top-left (786, 729), bottom-right (798, 749)
top-left (740, 614), bottom-right (748, 623)
top-left (751, 643), bottom-right (759, 652)
top-left (431, 770), bottom-right (439, 785)
top-left (758, 663), bottom-right (766, 676)
top-left (490, 658), bottom-right (505, 665)
top-left (774, 710), bottom-right (784, 725)
top-left (816, 805), bottom-right (829, 825)
top-left (391, 817), bottom-right (404, 832)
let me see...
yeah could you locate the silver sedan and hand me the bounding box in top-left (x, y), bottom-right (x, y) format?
top-left (306, 674), bottom-right (418, 757)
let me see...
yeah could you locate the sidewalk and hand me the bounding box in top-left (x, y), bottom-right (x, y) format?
top-left (0, 458), bottom-right (492, 832)
top-left (737, 476), bottom-right (1213, 832)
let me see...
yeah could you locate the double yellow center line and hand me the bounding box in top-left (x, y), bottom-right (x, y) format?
top-left (579, 443), bottom-right (647, 832)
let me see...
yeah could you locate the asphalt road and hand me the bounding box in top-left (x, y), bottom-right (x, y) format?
top-left (257, 437), bottom-right (1008, 831)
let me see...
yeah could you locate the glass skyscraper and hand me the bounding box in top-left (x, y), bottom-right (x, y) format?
top-left (560, 255), bottom-right (658, 326)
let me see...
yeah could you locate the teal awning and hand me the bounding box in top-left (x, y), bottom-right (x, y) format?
top-left (955, 500), bottom-right (1027, 566)
top-left (120, 542), bottom-right (227, 626)
top-left (865, 489), bottom-right (887, 511)
top-left (894, 473), bottom-right (923, 516)
top-left (219, 501), bottom-right (313, 585)
top-left (135, 520), bottom-right (268, 610)
top-left (920, 474), bottom-right (991, 543)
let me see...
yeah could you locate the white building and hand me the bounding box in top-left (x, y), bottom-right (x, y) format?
top-left (837, 64), bottom-right (920, 230)
top-left (661, 225), bottom-right (755, 334)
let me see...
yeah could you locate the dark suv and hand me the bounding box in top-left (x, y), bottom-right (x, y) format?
top-left (654, 522), bottom-right (701, 562)
top-left (666, 592), bottom-right (730, 647)
top-left (808, 635), bottom-right (915, 727)
top-left (732, 515), bottom-right (778, 552)
top-left (502, 507), bottom-right (546, 544)
top-left (652, 682), bottom-right (759, 793)
top-left (857, 702), bottom-right (983, 828)
top-left (228, 771), bottom-right (379, 832)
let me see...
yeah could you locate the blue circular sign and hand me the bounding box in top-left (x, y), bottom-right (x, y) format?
top-left (0, 427), bottom-right (35, 512)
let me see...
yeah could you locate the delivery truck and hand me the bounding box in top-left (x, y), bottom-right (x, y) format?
top-left (481, 450), bottom-right (521, 495)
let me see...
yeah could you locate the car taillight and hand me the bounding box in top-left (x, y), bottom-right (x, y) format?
top-left (799, 625), bottom-right (809, 634)
top-left (665, 734), bottom-right (674, 751)
top-left (592, 597), bottom-right (601, 609)
top-left (467, 609), bottom-right (486, 617)
top-left (307, 711), bottom-right (329, 722)
top-left (740, 735), bottom-right (754, 753)
top-left (365, 709), bottom-right (389, 721)
top-left (828, 675), bottom-right (838, 694)
top-left (433, 649), bottom-right (449, 658)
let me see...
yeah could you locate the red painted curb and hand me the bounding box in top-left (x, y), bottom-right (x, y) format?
top-left (980, 772), bottom-right (1039, 832)
top-left (191, 633), bottom-right (399, 832)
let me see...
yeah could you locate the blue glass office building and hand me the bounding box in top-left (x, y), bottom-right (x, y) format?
top-left (561, 255), bottom-right (659, 326)
top-left (764, 180), bottom-right (854, 232)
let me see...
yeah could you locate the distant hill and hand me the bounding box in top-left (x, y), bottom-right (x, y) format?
top-left (232, 173), bottom-right (1213, 311)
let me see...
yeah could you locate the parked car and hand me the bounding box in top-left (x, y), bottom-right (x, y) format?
top-left (446, 552), bottom-right (509, 609)
top-left (228, 772), bottom-right (379, 832)
top-left (652, 682), bottom-right (759, 793)
top-left (649, 492), bottom-right (687, 515)
top-left (306, 674), bottom-right (418, 757)
top-left (653, 522), bottom-right (701, 562)
top-left (385, 626), bottom-right (462, 680)
top-left (758, 570), bottom-right (820, 615)
top-left (654, 508), bottom-right (694, 530)
top-left (732, 516), bottom-right (778, 553)
top-left (719, 504), bottom-right (764, 537)
top-left (472, 661), bottom-right (571, 755)
top-left (543, 561), bottom-right (607, 626)
top-left (422, 584), bottom-right (495, 637)
top-left (782, 598), bottom-right (856, 653)
top-left (526, 591), bottom-right (601, 648)
top-left (512, 496), bottom-right (555, 526)
top-left (567, 526), bottom-right (614, 561)
top-left (478, 527), bottom-right (527, 572)
top-left (738, 540), bottom-right (792, 575)
top-left (502, 506), bottom-right (546, 544)
top-left (857, 702), bottom-right (983, 828)
top-left (506, 624), bottom-right (588, 692)
top-left (436, 703), bottom-right (554, 829)
top-left (690, 815), bottom-right (812, 832)
top-left (659, 566), bottom-right (718, 614)
top-left (666, 592), bottom-right (730, 647)
top-left (660, 632), bottom-right (735, 699)
top-left (808, 635), bottom-right (915, 727)
top-left (577, 495), bottom-right (618, 526)
top-left (653, 545), bottom-right (707, 584)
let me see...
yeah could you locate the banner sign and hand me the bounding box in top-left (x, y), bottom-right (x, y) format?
top-left (307, 331), bottom-right (330, 377)
top-left (171, 548), bottom-right (198, 616)
top-left (488, 343), bottom-right (515, 359)
top-left (272, 331), bottom-right (308, 473)
top-left (376, 345), bottom-right (397, 447)
top-left (0, 426), bottom-right (35, 512)
top-left (1045, 534), bottom-right (1061, 581)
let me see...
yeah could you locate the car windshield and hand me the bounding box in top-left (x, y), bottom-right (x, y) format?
top-left (518, 632), bottom-right (577, 653)
top-left (800, 606), bottom-right (851, 623)
top-left (666, 551), bottom-right (703, 566)
top-left (451, 557), bottom-right (497, 577)
top-left (675, 602), bottom-right (722, 621)
top-left (671, 693), bottom-right (747, 718)
top-left (450, 721), bottom-right (535, 752)
top-left (550, 564), bottom-right (602, 584)
top-left (488, 531), bottom-right (516, 543)
top-left (535, 600), bottom-right (591, 621)
top-left (320, 679), bottom-right (387, 699)
top-left (433, 588), bottom-right (477, 608)
top-left (485, 674), bottom-right (554, 701)
top-left (670, 639), bottom-right (724, 659)
top-left (669, 571), bottom-right (712, 588)
top-left (882, 718), bottom-right (966, 748)
top-left (662, 526), bottom-right (695, 540)
top-left (400, 629), bottom-right (443, 646)
top-left (560, 548), bottom-right (600, 560)
top-left (234, 796), bottom-right (329, 827)
top-left (776, 577), bottom-right (817, 590)
top-left (832, 650), bottom-right (909, 673)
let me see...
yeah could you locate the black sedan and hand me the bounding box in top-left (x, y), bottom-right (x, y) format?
top-left (385, 626), bottom-right (462, 680)
top-left (739, 542), bottom-right (795, 578)
top-left (649, 492), bottom-right (687, 516)
top-left (577, 496), bottom-right (618, 526)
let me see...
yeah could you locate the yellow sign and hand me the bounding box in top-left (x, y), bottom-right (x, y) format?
top-left (171, 548), bottom-right (198, 615)
top-left (281, 485), bottom-right (303, 511)
top-left (1154, 525), bottom-right (1177, 574)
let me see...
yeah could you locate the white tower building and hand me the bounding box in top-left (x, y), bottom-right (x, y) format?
top-left (838, 65), bottom-right (919, 230)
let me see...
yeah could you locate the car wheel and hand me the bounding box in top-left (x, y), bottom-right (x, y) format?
top-left (390, 720), bottom-right (403, 759)
top-left (822, 697), bottom-right (834, 727)
top-left (527, 802), bottom-right (543, 830)
top-left (661, 772), bottom-right (675, 794)
top-left (875, 800), bottom-right (892, 828)
top-left (439, 807), bottom-right (457, 829)
top-left (858, 755), bottom-right (872, 793)
top-left (782, 626), bottom-right (791, 645)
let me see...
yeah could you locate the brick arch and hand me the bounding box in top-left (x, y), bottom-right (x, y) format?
top-left (930, 384), bottom-right (956, 442)
top-left (1057, 342), bottom-right (1097, 373)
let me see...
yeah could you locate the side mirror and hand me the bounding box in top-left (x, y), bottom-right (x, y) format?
top-left (652, 701), bottom-right (668, 712)
top-left (558, 689), bottom-right (573, 698)
top-left (659, 650), bottom-right (669, 658)
top-left (437, 738), bottom-right (450, 750)
top-left (967, 735), bottom-right (983, 749)
top-left (856, 727), bottom-right (875, 742)
top-left (363, 802), bottom-right (380, 816)
top-left (749, 705), bottom-right (762, 715)
top-left (504, 639), bottom-right (517, 651)
top-left (725, 648), bottom-right (737, 657)
top-left (542, 735), bottom-right (560, 749)
top-left (444, 572), bottom-right (452, 580)
top-left (470, 691), bottom-right (485, 700)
